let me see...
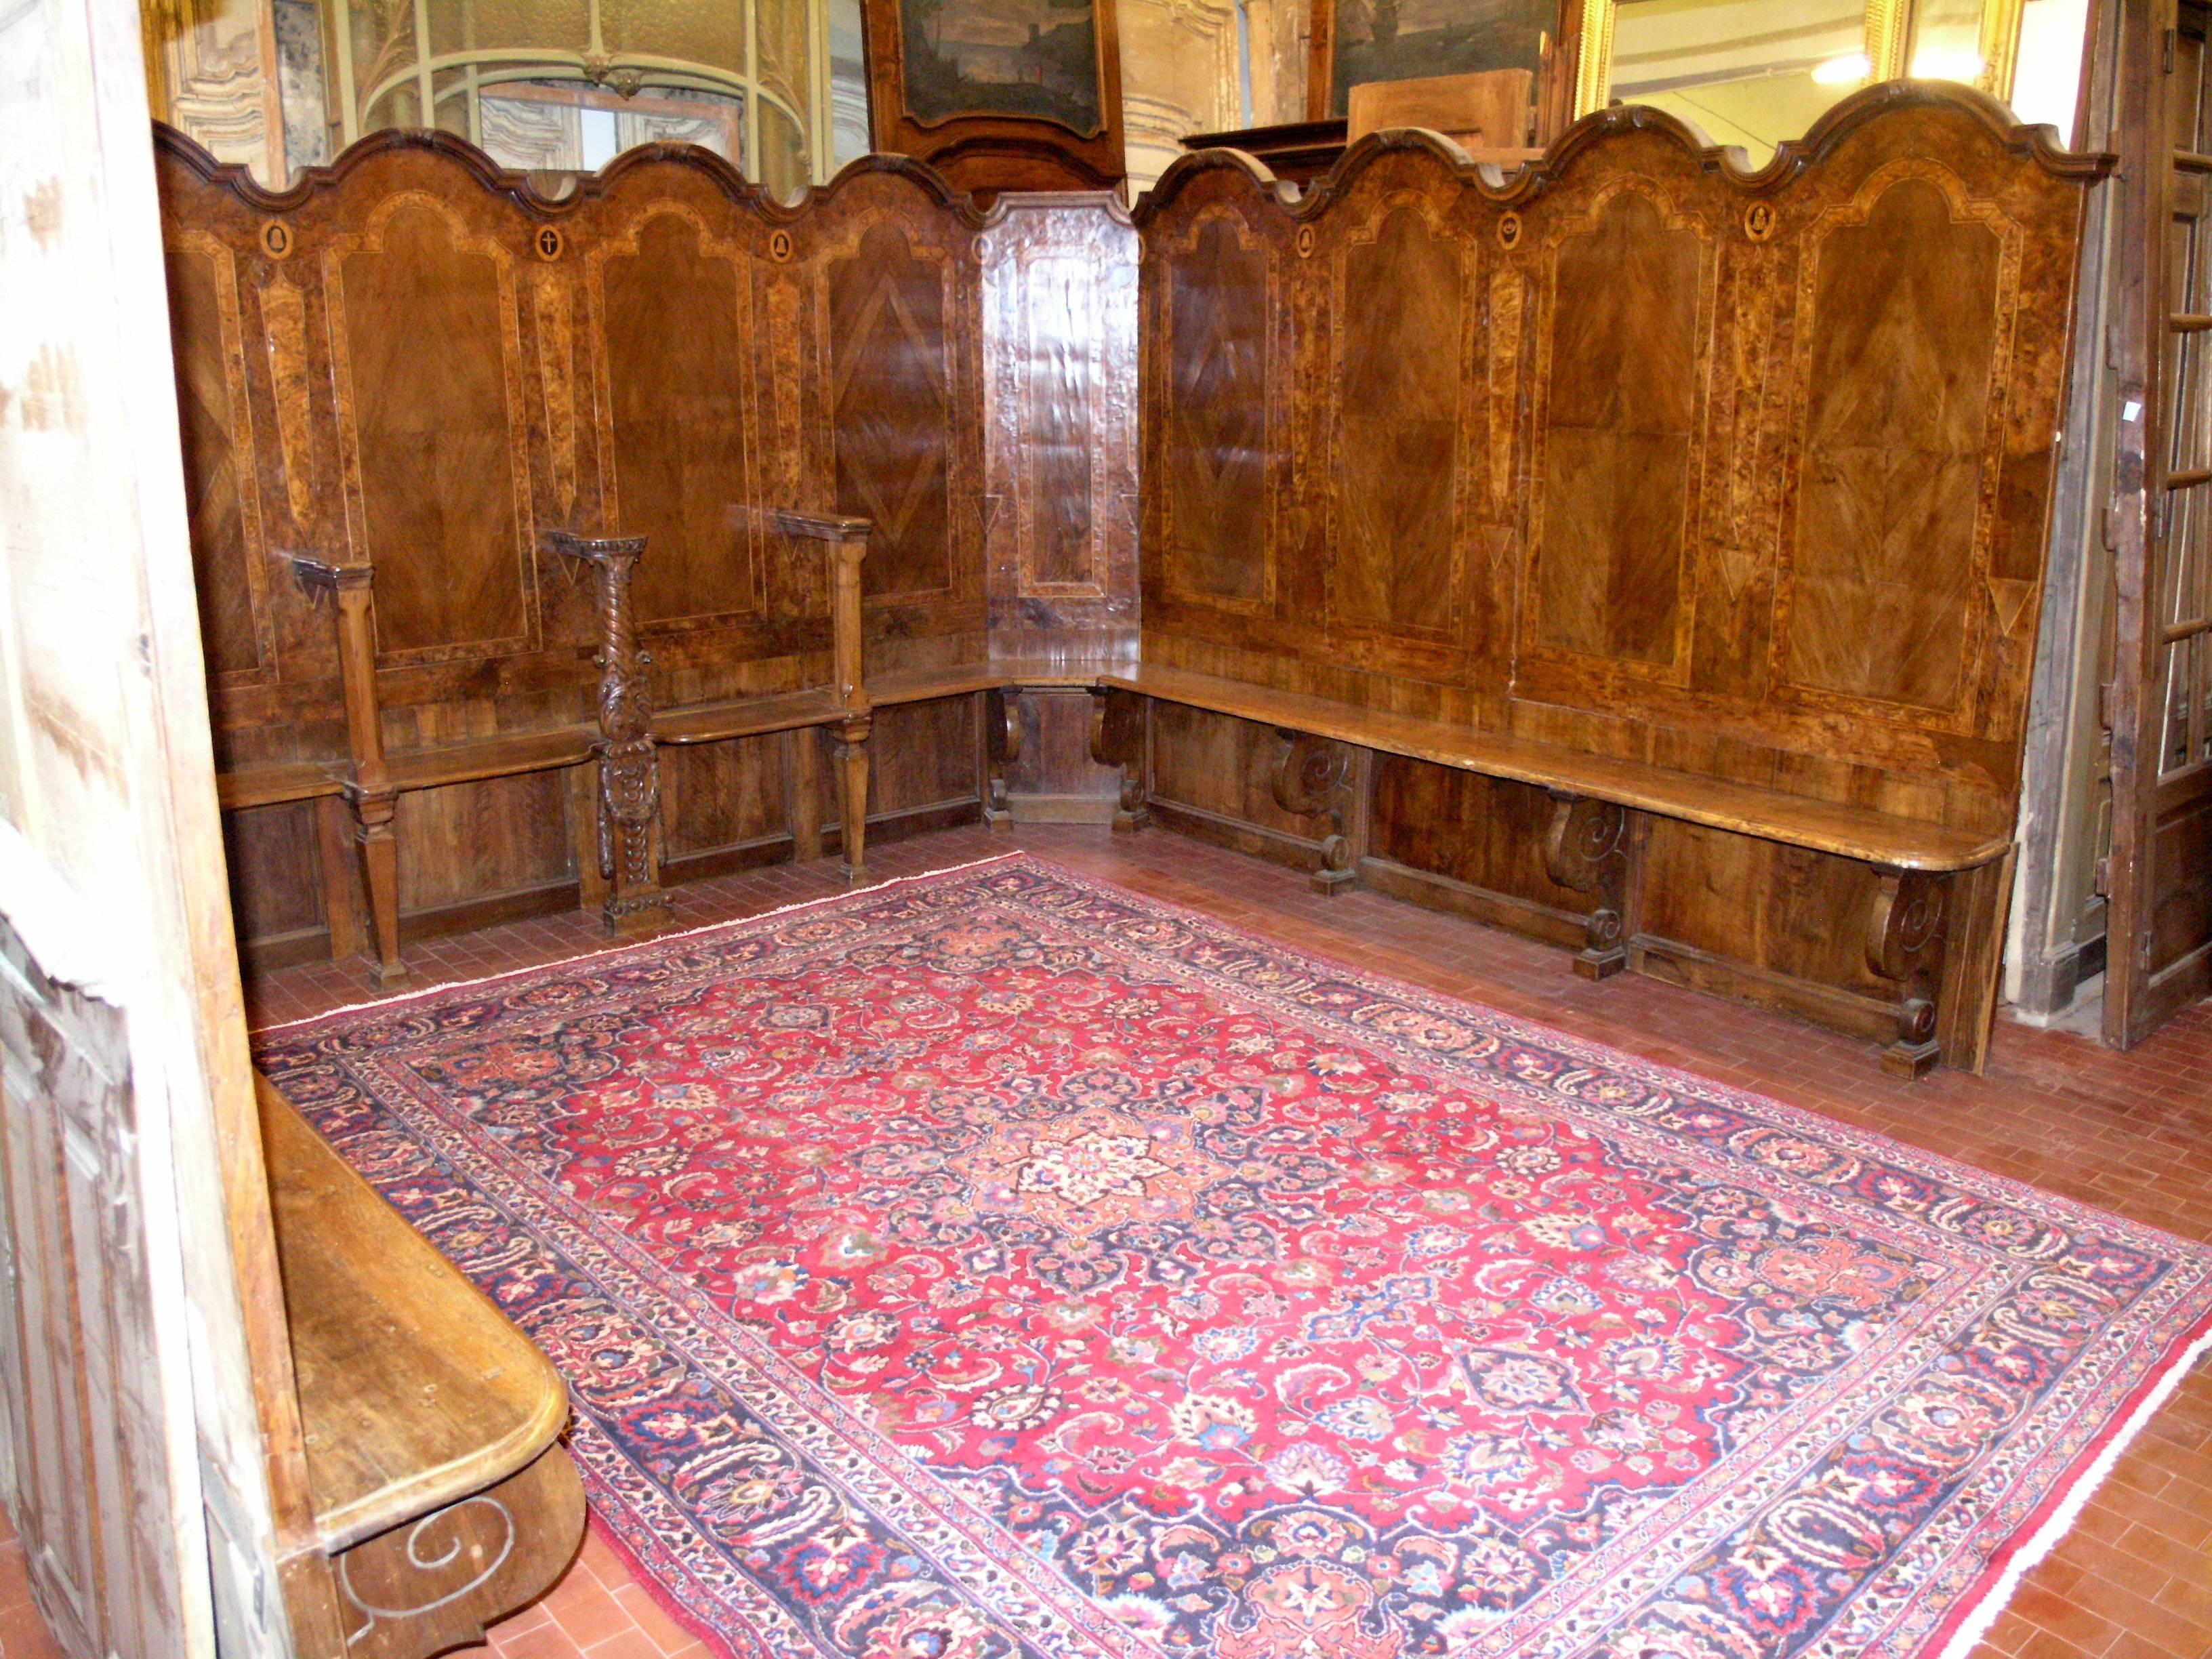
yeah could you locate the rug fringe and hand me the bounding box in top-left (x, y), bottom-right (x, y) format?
top-left (1936, 1319), bottom-right (2212, 1659)
top-left (251, 849), bottom-right (1031, 1035)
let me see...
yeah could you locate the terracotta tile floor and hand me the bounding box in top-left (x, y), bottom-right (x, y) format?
top-left (6, 821), bottom-right (2209, 1658)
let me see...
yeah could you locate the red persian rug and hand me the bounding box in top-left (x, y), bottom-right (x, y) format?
top-left (255, 854), bottom-right (2212, 1659)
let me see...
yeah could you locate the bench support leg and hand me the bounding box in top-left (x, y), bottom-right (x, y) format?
top-left (596, 735), bottom-right (669, 935)
top-left (984, 686), bottom-right (1020, 827)
top-left (1866, 865), bottom-right (1949, 1080)
top-left (786, 728), bottom-right (825, 863)
top-left (836, 715), bottom-right (872, 884)
top-left (1089, 687), bottom-right (1149, 834)
top-left (1271, 729), bottom-right (1359, 895)
top-left (1544, 792), bottom-right (1629, 980)
top-left (348, 786), bottom-right (407, 988)
top-left (317, 793), bottom-right (366, 964)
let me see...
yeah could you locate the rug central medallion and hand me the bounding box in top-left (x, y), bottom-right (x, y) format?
top-left (257, 857), bottom-right (2212, 1659)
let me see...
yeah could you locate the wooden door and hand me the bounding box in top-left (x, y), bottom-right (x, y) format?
top-left (0, 0), bottom-right (317, 1647)
top-left (2108, 0), bottom-right (2212, 1045)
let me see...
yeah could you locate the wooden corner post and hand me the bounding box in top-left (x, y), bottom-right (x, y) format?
top-left (547, 531), bottom-right (672, 935)
top-left (292, 555), bottom-right (405, 987)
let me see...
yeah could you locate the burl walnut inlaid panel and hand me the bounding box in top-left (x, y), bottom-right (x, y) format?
top-left (1134, 87), bottom-right (2102, 1017)
top-left (1136, 90), bottom-right (2097, 813)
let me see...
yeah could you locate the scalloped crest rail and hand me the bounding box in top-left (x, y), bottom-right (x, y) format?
top-left (158, 83), bottom-right (2106, 1080)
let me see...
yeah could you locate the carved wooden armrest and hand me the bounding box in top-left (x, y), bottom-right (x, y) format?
top-left (541, 529), bottom-right (648, 566)
top-left (768, 509), bottom-right (873, 544)
top-left (289, 552), bottom-right (375, 594)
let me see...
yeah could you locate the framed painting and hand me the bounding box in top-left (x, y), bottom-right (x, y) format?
top-left (1308, 0), bottom-right (1567, 121)
top-left (863, 0), bottom-right (1127, 196)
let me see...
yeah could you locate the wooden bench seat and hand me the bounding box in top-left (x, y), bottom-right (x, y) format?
top-left (217, 759), bottom-right (347, 812)
top-left (258, 1074), bottom-right (583, 1656)
top-left (1099, 665), bottom-right (2009, 872)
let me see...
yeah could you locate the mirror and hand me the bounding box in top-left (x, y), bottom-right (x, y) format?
top-left (1574, 0), bottom-right (2086, 165)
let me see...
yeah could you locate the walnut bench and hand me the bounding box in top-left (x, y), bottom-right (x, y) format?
top-left (258, 1074), bottom-right (585, 1659)
top-left (1088, 664), bottom-right (2014, 1079)
top-left (224, 512), bottom-right (872, 987)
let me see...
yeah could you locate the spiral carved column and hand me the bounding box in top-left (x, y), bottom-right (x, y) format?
top-left (548, 531), bottom-right (670, 935)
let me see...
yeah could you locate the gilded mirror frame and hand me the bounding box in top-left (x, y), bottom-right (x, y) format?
top-left (1572, 0), bottom-right (2027, 121)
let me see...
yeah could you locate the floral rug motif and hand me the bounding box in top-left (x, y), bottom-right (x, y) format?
top-left (255, 855), bottom-right (2212, 1659)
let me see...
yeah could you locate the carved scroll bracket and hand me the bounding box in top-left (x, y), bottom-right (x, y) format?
top-left (546, 531), bottom-right (669, 935)
top-left (1271, 728), bottom-right (1358, 895)
top-left (1089, 687), bottom-right (1149, 834)
top-left (984, 685), bottom-right (1022, 826)
top-left (1865, 865), bottom-right (1950, 1079)
top-left (1543, 792), bottom-right (1630, 980)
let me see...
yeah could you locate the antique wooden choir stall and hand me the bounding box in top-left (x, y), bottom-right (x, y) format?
top-left (148, 81), bottom-right (2101, 1649)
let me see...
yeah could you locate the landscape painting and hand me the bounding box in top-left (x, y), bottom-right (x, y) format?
top-left (1330, 0), bottom-right (1553, 113)
top-left (899, 0), bottom-right (1106, 134)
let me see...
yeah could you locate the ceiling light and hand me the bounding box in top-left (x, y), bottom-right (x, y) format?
top-left (1811, 53), bottom-right (1873, 85)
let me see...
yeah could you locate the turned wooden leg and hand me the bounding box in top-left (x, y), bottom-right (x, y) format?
top-left (983, 686), bottom-right (1021, 827)
top-left (835, 716), bottom-right (872, 884)
top-left (786, 726), bottom-right (824, 863)
top-left (1271, 728), bottom-right (1359, 895)
top-left (316, 793), bottom-right (365, 964)
top-left (349, 787), bottom-right (406, 988)
top-left (1866, 865), bottom-right (1950, 1080)
top-left (1088, 687), bottom-right (1149, 834)
top-left (1543, 792), bottom-right (1629, 981)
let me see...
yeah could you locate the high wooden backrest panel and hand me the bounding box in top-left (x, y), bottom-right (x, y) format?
top-left (153, 128), bottom-right (994, 773)
top-left (1135, 87), bottom-right (2104, 827)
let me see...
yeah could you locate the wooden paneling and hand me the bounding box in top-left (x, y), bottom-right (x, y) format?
top-left (831, 222), bottom-right (956, 604)
top-left (1132, 90), bottom-right (2105, 1065)
top-left (979, 194), bottom-right (1141, 666)
top-left (1780, 173), bottom-right (2003, 717)
top-left (598, 211), bottom-right (758, 627)
top-left (1532, 186), bottom-right (1702, 672)
top-left (332, 200), bottom-right (531, 660)
top-left (1158, 210), bottom-right (1275, 609)
top-left (165, 240), bottom-right (268, 680)
top-left (1331, 201), bottom-right (1463, 643)
top-left (157, 129), bottom-right (1002, 961)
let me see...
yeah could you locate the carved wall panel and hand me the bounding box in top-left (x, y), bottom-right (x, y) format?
top-left (1154, 203), bottom-right (1279, 613)
top-left (595, 209), bottom-right (762, 628)
top-left (328, 197), bottom-right (535, 661)
top-left (1132, 91), bottom-right (2103, 1048)
top-left (1530, 184), bottom-right (1706, 675)
top-left (1778, 167), bottom-right (2008, 724)
top-left (830, 220), bottom-right (958, 602)
top-left (1329, 197), bottom-right (1465, 644)
top-left (979, 196), bottom-right (1141, 662)
top-left (165, 238), bottom-right (270, 681)
top-left (157, 129), bottom-right (1003, 961)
